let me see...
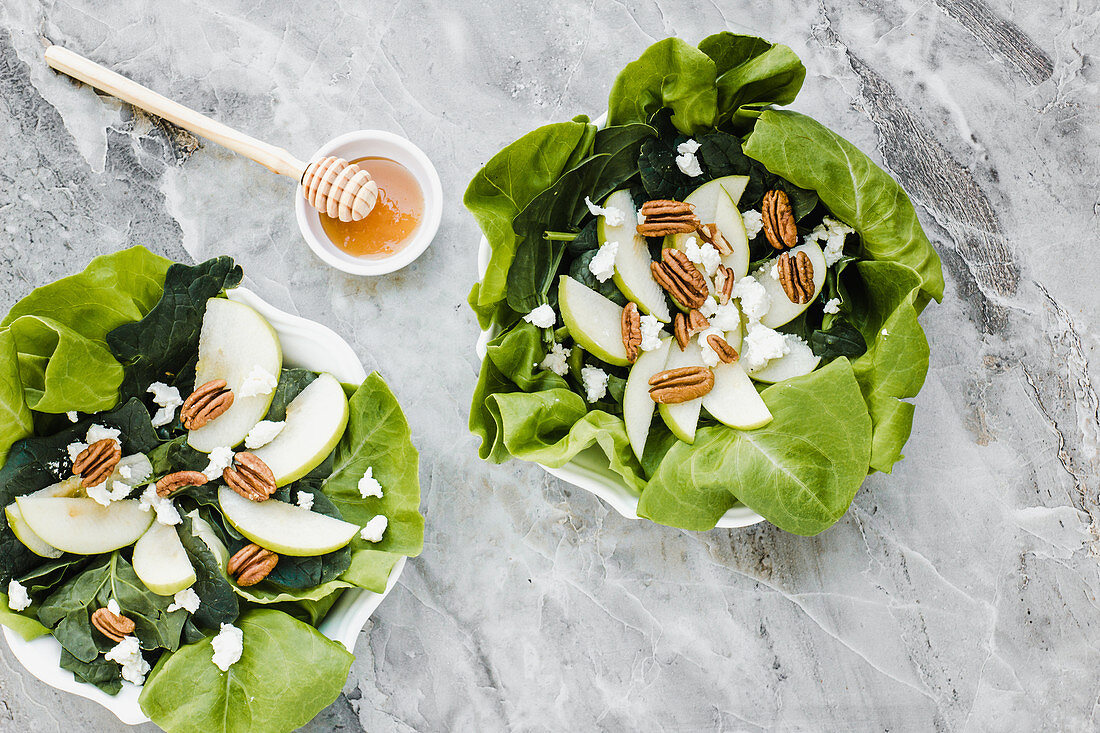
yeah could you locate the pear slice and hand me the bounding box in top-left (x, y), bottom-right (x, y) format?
top-left (748, 337), bottom-right (821, 384)
top-left (15, 497), bottom-right (152, 555)
top-left (703, 361), bottom-right (773, 430)
top-left (657, 336), bottom-right (706, 443)
top-left (670, 175), bottom-right (751, 279)
top-left (598, 190), bottom-right (670, 322)
top-left (188, 298), bottom-right (283, 453)
top-left (4, 478), bottom-right (83, 558)
top-left (218, 487), bottom-right (359, 557)
top-left (558, 275), bottom-right (629, 366)
top-left (757, 242), bottom-right (827, 329)
top-left (186, 510), bottom-right (228, 568)
top-left (249, 373), bottom-right (349, 487)
top-left (623, 337), bottom-right (673, 461)
top-left (133, 522), bottom-right (196, 596)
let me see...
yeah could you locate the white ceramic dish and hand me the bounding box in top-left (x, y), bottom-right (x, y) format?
top-left (295, 130), bottom-right (443, 276)
top-left (2, 286), bottom-right (407, 725)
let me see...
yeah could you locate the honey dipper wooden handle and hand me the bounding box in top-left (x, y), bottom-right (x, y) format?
top-left (44, 45), bottom-right (307, 179)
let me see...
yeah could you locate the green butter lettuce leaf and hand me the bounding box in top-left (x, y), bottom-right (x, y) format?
top-left (639, 359), bottom-right (872, 534)
top-left (0, 593), bottom-right (49, 640)
top-left (606, 37), bottom-right (717, 134)
top-left (742, 110), bottom-right (944, 303)
top-left (0, 329), bottom-right (33, 466)
top-left (698, 32), bottom-right (806, 127)
top-left (139, 609), bottom-right (354, 733)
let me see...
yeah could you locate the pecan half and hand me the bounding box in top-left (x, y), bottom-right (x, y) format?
top-left (696, 223), bottom-right (732, 256)
top-left (637, 200), bottom-right (700, 237)
top-left (73, 439), bottom-right (122, 488)
top-left (648, 366), bottom-right (715, 404)
top-left (223, 452), bottom-right (277, 502)
top-left (181, 380), bottom-right (234, 430)
top-left (227, 543), bottom-right (279, 587)
top-left (714, 265), bottom-right (734, 305)
top-left (762, 190), bottom-right (798, 250)
top-left (621, 302), bottom-right (642, 364)
top-left (674, 308), bottom-right (711, 350)
top-left (651, 248), bottom-right (709, 310)
top-left (707, 334), bottom-right (739, 364)
top-left (777, 250), bottom-right (815, 304)
top-left (91, 607), bottom-right (135, 643)
top-left (155, 470), bottom-right (209, 498)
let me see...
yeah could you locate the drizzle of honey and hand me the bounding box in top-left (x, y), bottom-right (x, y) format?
top-left (319, 157), bottom-right (423, 258)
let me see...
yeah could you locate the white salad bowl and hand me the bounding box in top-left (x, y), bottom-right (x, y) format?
top-left (2, 286), bottom-right (407, 725)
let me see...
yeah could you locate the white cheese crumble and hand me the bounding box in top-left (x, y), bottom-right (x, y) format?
top-left (202, 446), bottom-right (235, 482)
top-left (584, 196), bottom-right (625, 226)
top-left (731, 275), bottom-right (771, 323)
top-left (539, 342), bottom-right (571, 376)
top-left (6, 580), bottom-right (31, 611)
top-left (675, 138), bottom-right (703, 177)
top-left (588, 241), bottom-right (618, 283)
top-left (742, 322), bottom-right (792, 371)
top-left (823, 297), bottom-right (842, 314)
top-left (741, 209), bottom-right (764, 239)
top-left (244, 420), bottom-right (285, 450)
top-left (639, 314), bottom-right (664, 351)
top-left (147, 382), bottom-right (183, 427)
top-left (139, 485), bottom-right (181, 526)
top-left (360, 515), bottom-right (388, 543)
top-left (698, 327), bottom-right (726, 367)
top-left (580, 366), bottom-right (609, 403)
top-left (211, 623), bottom-right (243, 672)
top-left (86, 480), bottom-right (132, 508)
top-left (699, 298), bottom-right (718, 318)
top-left (168, 588), bottom-right (201, 614)
top-left (86, 424), bottom-right (122, 447)
top-left (807, 216), bottom-right (855, 267)
top-left (107, 599), bottom-right (121, 615)
top-left (238, 366), bottom-right (278, 399)
top-left (770, 262), bottom-right (780, 281)
top-left (357, 467), bottom-right (384, 499)
top-left (118, 464), bottom-right (132, 480)
top-left (66, 441), bottom-right (88, 463)
top-left (66, 411), bottom-right (78, 423)
top-left (105, 636), bottom-right (150, 686)
top-left (296, 491), bottom-right (315, 511)
top-left (709, 301), bottom-right (742, 332)
top-left (684, 236), bottom-right (721, 277)
top-left (522, 304), bottom-right (556, 329)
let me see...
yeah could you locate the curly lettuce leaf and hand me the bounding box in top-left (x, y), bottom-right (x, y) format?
top-left (698, 32), bottom-right (806, 127)
top-left (607, 37), bottom-right (717, 134)
top-left (638, 359), bottom-right (872, 534)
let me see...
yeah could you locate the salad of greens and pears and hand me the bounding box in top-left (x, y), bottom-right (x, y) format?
top-left (0, 248), bottom-right (423, 733)
top-left (467, 33), bottom-right (943, 535)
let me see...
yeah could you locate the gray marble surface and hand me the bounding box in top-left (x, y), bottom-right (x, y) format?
top-left (1, 0), bottom-right (1098, 730)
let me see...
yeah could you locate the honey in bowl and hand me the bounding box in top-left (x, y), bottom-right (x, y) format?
top-left (319, 157), bottom-right (424, 259)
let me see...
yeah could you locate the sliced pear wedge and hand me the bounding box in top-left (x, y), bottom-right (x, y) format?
top-left (623, 337), bottom-right (673, 461)
top-left (757, 242), bottom-right (827, 328)
top-left (4, 478), bottom-right (83, 558)
top-left (218, 487), bottom-right (359, 557)
top-left (703, 361), bottom-right (773, 430)
top-left (657, 336), bottom-right (707, 443)
top-left (133, 522), bottom-right (196, 596)
top-left (15, 497), bottom-right (152, 555)
top-left (558, 275), bottom-right (629, 366)
top-left (598, 190), bottom-right (670, 322)
top-left (748, 337), bottom-right (821, 383)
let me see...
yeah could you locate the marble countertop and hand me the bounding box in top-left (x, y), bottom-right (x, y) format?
top-left (1, 0), bottom-right (1097, 730)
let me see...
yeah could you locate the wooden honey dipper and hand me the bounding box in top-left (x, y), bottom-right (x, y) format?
top-left (44, 45), bottom-right (378, 222)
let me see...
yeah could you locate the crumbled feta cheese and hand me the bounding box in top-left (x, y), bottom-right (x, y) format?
top-left (203, 446), bottom-right (235, 482)
top-left (296, 491), bottom-right (315, 511)
top-left (588, 241), bottom-right (618, 283)
top-left (741, 322), bottom-right (791, 371)
top-left (85, 424), bottom-right (121, 447)
top-left (770, 262), bottom-right (780, 280)
top-left (823, 297), bottom-right (842, 314)
top-left (118, 465), bottom-right (132, 480)
top-left (359, 515), bottom-right (388, 543)
top-left (709, 301), bottom-right (742, 332)
top-left (211, 623), bottom-right (243, 672)
top-left (167, 588), bottom-right (201, 614)
top-left (107, 599), bottom-right (121, 616)
top-left (238, 366), bottom-right (278, 399)
top-left (539, 342), bottom-right (571, 376)
top-left (731, 275), bottom-right (771, 323)
top-left (244, 420), bottom-right (285, 450)
top-left (684, 237), bottom-right (721, 277)
top-left (639, 315), bottom-right (664, 351)
top-left (698, 327), bottom-right (726, 367)
top-left (741, 209), bottom-right (764, 239)
top-left (675, 139), bottom-right (703, 177)
top-left (86, 480), bottom-right (132, 508)
top-left (584, 196), bottom-right (625, 227)
top-left (522, 304), bottom-right (556, 329)
top-left (106, 636), bottom-right (150, 686)
top-left (699, 298), bottom-right (718, 318)
top-left (66, 441), bottom-right (88, 463)
top-left (807, 216), bottom-right (854, 267)
top-left (66, 411), bottom-right (78, 423)
top-left (139, 485), bottom-right (181, 526)
top-left (146, 382), bottom-right (183, 427)
top-left (580, 366), bottom-right (609, 403)
top-left (6, 580), bottom-right (31, 611)
top-left (357, 467), bottom-right (384, 499)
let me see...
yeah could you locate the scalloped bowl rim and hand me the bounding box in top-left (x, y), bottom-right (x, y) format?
top-left (3, 286), bottom-right (406, 725)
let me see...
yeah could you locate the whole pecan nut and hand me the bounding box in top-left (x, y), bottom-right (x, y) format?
top-left (91, 607), bottom-right (135, 642)
top-left (155, 470), bottom-right (209, 498)
top-left (73, 439), bottom-right (122, 488)
top-left (707, 334), bottom-right (739, 364)
top-left (762, 190), bottom-right (798, 250)
top-left (181, 379), bottom-right (234, 430)
top-left (227, 543), bottom-right (279, 586)
top-left (651, 248), bottom-right (709, 310)
top-left (621, 302), bottom-right (642, 364)
top-left (648, 366), bottom-right (715, 404)
top-left (714, 265), bottom-right (734, 305)
top-left (637, 200), bottom-right (700, 237)
top-left (777, 250), bottom-right (815, 304)
top-left (696, 223), bottom-right (732, 256)
top-left (223, 452), bottom-right (277, 502)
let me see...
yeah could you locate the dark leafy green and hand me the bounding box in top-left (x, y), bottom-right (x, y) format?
top-left (810, 319), bottom-right (868, 360)
top-left (262, 368), bottom-right (319, 423)
top-left (176, 514), bottom-right (238, 630)
top-left (60, 648), bottom-right (123, 695)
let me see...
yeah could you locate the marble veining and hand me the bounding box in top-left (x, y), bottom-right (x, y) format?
top-left (1, 0), bottom-right (1098, 730)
